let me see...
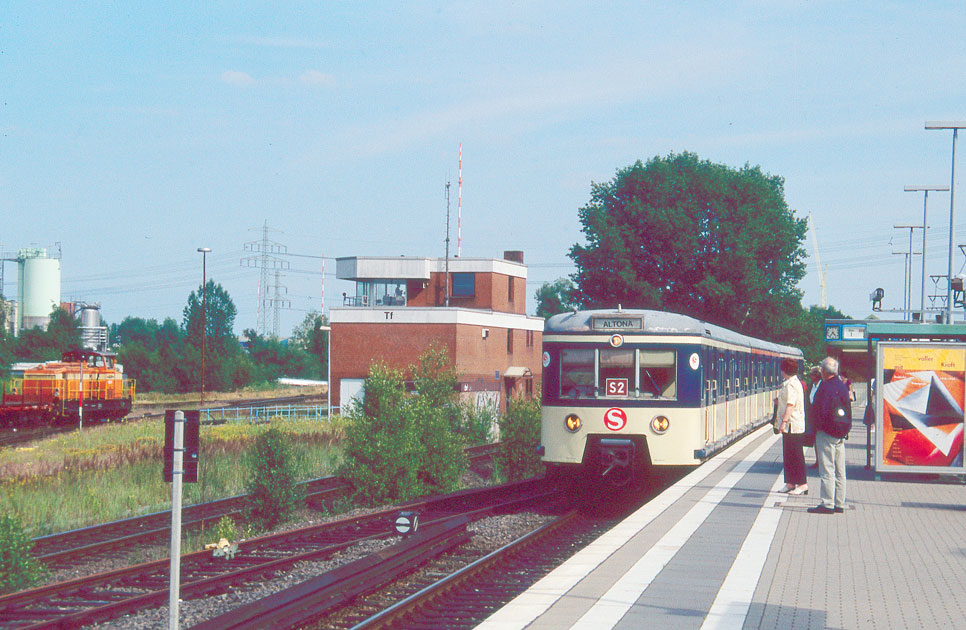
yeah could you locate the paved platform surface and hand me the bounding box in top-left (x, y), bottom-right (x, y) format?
top-left (478, 409), bottom-right (966, 629)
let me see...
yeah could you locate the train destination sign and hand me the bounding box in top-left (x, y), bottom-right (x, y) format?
top-left (592, 317), bottom-right (644, 331)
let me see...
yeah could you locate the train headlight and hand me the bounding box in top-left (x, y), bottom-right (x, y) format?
top-left (650, 415), bottom-right (670, 434)
top-left (565, 413), bottom-right (582, 433)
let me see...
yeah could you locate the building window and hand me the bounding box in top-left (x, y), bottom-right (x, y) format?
top-left (525, 379), bottom-right (533, 396)
top-left (507, 328), bottom-right (514, 353)
top-left (355, 280), bottom-right (406, 307)
top-left (526, 330), bottom-right (535, 347)
top-left (452, 272), bottom-right (475, 297)
top-left (508, 276), bottom-right (514, 302)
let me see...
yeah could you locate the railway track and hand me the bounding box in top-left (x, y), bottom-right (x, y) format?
top-left (30, 443), bottom-right (500, 568)
top-left (187, 506), bottom-right (613, 629)
top-left (0, 477), bottom-right (555, 630)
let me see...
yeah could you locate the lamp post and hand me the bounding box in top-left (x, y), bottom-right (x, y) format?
top-left (894, 224), bottom-right (922, 321)
top-left (318, 324), bottom-right (331, 421)
top-left (925, 121), bottom-right (965, 323)
top-left (197, 247), bottom-right (211, 407)
top-left (905, 184), bottom-right (950, 318)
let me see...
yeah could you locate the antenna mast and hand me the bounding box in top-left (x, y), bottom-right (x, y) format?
top-left (457, 143), bottom-right (463, 258)
top-left (445, 181), bottom-right (451, 307)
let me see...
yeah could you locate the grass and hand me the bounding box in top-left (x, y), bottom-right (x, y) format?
top-left (0, 417), bottom-right (345, 537)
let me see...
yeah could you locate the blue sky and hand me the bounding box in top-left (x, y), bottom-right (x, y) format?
top-left (2, 1), bottom-right (964, 336)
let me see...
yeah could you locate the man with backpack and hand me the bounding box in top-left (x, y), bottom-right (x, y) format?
top-left (807, 356), bottom-right (853, 515)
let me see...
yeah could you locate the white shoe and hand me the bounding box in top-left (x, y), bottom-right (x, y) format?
top-left (789, 485), bottom-right (809, 496)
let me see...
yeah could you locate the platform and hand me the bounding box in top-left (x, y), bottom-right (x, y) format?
top-left (478, 409), bottom-right (966, 629)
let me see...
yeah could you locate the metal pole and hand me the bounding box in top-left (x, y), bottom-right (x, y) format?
top-left (169, 410), bottom-right (184, 630)
top-left (197, 248), bottom-right (211, 405)
top-left (926, 122), bottom-right (965, 323)
top-left (949, 129), bottom-right (959, 323)
top-left (908, 228), bottom-right (914, 320)
top-left (327, 328), bottom-right (331, 422)
top-left (921, 191), bottom-right (929, 315)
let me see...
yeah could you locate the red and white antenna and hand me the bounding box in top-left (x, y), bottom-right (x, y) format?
top-left (457, 143), bottom-right (462, 258)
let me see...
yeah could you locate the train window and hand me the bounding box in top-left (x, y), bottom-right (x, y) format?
top-left (639, 350), bottom-right (676, 399)
top-left (559, 349), bottom-right (595, 398)
top-left (600, 349), bottom-right (634, 397)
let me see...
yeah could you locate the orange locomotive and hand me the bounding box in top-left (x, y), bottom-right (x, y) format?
top-left (0, 350), bottom-right (135, 427)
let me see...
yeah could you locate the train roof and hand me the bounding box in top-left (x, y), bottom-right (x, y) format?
top-left (544, 309), bottom-right (802, 358)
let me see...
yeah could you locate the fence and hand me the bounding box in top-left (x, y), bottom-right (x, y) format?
top-left (201, 405), bottom-right (330, 424)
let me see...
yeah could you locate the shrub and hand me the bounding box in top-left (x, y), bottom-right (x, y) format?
top-left (243, 428), bottom-right (302, 531)
top-left (0, 514), bottom-right (46, 594)
top-left (340, 349), bottom-right (468, 504)
top-left (497, 396), bottom-right (543, 481)
top-left (459, 401), bottom-right (497, 445)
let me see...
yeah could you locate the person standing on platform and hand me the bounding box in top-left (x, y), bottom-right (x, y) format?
top-left (808, 356), bottom-right (852, 514)
top-left (774, 358), bottom-right (808, 495)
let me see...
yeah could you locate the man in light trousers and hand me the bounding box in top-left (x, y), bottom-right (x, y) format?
top-left (808, 356), bottom-right (851, 515)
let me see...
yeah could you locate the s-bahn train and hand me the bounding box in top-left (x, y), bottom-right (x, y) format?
top-left (540, 308), bottom-right (802, 490)
top-left (0, 350), bottom-right (136, 428)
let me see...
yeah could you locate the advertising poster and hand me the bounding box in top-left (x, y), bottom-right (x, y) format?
top-left (877, 343), bottom-right (966, 473)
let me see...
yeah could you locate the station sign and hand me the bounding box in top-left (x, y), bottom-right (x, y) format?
top-left (592, 316), bottom-right (643, 332)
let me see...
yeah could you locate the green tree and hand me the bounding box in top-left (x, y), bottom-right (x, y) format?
top-left (183, 280), bottom-right (237, 346)
top-left (788, 304), bottom-right (850, 365)
top-left (13, 307), bottom-right (81, 361)
top-left (244, 428), bottom-right (302, 530)
top-left (535, 278), bottom-right (578, 319)
top-left (570, 152), bottom-right (808, 340)
top-left (244, 329), bottom-right (314, 382)
top-left (290, 311), bottom-right (328, 379)
top-left (340, 348), bottom-right (467, 504)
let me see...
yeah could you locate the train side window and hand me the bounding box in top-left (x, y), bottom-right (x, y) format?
top-left (600, 348), bottom-right (634, 397)
top-left (639, 350), bottom-right (676, 399)
top-left (559, 348), bottom-right (595, 399)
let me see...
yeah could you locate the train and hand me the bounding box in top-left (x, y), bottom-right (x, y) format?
top-left (540, 308), bottom-right (802, 492)
top-left (0, 349), bottom-right (136, 428)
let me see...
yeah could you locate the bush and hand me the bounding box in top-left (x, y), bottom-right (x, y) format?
top-left (243, 428), bottom-right (302, 530)
top-left (497, 396), bottom-right (543, 481)
top-left (0, 514), bottom-right (46, 594)
top-left (340, 349), bottom-right (468, 504)
top-left (459, 402), bottom-right (497, 445)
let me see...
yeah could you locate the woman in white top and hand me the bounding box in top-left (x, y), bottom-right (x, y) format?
top-left (775, 357), bottom-right (808, 494)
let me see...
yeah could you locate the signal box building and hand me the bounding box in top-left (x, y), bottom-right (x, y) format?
top-left (329, 251), bottom-right (543, 412)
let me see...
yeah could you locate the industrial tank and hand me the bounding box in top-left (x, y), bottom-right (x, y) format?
top-left (17, 248), bottom-right (61, 331)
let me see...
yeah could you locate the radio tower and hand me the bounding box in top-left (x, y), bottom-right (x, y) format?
top-left (242, 221), bottom-right (290, 337)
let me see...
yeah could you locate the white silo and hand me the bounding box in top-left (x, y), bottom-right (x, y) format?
top-left (17, 248), bottom-right (61, 331)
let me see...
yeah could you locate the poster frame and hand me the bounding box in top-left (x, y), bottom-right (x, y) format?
top-left (875, 341), bottom-right (966, 474)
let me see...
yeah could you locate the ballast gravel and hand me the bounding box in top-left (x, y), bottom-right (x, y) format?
top-left (86, 510), bottom-right (554, 630)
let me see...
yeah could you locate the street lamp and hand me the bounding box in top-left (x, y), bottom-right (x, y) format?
top-left (925, 121), bottom-right (966, 323)
top-left (894, 224), bottom-right (923, 321)
top-left (318, 324), bottom-right (331, 421)
top-left (904, 184), bottom-right (949, 317)
top-left (198, 247), bottom-right (211, 406)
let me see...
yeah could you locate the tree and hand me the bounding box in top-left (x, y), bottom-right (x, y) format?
top-left (13, 307), bottom-right (81, 361)
top-left (183, 281), bottom-right (237, 348)
top-left (535, 278), bottom-right (578, 319)
top-left (290, 311), bottom-right (328, 379)
top-left (570, 152), bottom-right (809, 341)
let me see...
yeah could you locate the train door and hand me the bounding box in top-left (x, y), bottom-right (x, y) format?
top-left (703, 346), bottom-right (715, 443)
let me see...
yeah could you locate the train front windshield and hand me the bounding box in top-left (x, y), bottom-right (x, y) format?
top-left (557, 347), bottom-right (677, 400)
